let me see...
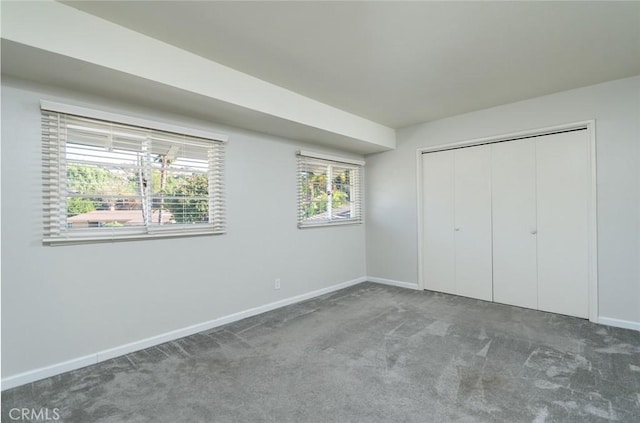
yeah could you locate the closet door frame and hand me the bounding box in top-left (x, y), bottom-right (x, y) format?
top-left (416, 120), bottom-right (598, 323)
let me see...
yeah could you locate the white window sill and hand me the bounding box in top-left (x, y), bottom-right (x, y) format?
top-left (44, 228), bottom-right (225, 246)
top-left (298, 220), bottom-right (362, 229)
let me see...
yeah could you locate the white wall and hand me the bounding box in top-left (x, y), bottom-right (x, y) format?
top-left (3, 74), bottom-right (638, 387)
top-left (366, 75), bottom-right (640, 326)
top-left (1, 78), bottom-right (366, 380)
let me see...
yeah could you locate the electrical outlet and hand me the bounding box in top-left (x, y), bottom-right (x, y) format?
top-left (274, 278), bottom-right (281, 290)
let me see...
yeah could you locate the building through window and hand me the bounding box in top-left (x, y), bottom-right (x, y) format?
top-left (42, 102), bottom-right (226, 244)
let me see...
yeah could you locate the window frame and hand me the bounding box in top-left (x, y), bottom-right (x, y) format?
top-left (296, 150), bottom-right (364, 228)
top-left (41, 101), bottom-right (228, 245)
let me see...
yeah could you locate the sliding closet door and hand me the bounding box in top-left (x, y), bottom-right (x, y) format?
top-left (536, 130), bottom-right (589, 318)
top-left (492, 139), bottom-right (538, 309)
top-left (454, 145), bottom-right (493, 301)
top-left (423, 150), bottom-right (455, 295)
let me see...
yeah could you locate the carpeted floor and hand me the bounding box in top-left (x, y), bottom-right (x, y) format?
top-left (2, 282), bottom-right (640, 422)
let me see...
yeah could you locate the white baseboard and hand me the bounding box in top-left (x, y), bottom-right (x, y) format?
top-left (367, 277), bottom-right (420, 290)
top-left (0, 355), bottom-right (98, 391)
top-left (2, 276), bottom-right (367, 391)
top-left (597, 316), bottom-right (640, 332)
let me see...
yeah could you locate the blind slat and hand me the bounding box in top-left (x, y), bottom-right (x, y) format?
top-left (42, 108), bottom-right (226, 244)
top-left (296, 152), bottom-right (363, 228)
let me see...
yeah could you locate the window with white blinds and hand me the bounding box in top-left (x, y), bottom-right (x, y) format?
top-left (297, 151), bottom-right (364, 228)
top-left (41, 102), bottom-right (226, 244)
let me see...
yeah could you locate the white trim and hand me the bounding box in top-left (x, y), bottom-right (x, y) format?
top-left (417, 121), bottom-right (594, 154)
top-left (40, 100), bottom-right (228, 142)
top-left (1, 276), bottom-right (367, 391)
top-left (586, 121), bottom-right (599, 322)
top-left (298, 220), bottom-right (362, 229)
top-left (597, 317), bottom-right (640, 332)
top-left (416, 148), bottom-right (425, 290)
top-left (416, 120), bottom-right (598, 322)
top-left (368, 277), bottom-right (421, 290)
top-left (1, 354), bottom-right (98, 392)
top-left (297, 150), bottom-right (365, 166)
top-left (45, 229), bottom-right (224, 246)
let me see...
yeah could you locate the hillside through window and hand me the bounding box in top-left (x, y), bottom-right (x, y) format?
top-left (42, 104), bottom-right (226, 244)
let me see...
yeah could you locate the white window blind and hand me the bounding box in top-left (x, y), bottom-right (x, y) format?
top-left (42, 105), bottom-right (226, 244)
top-left (297, 151), bottom-right (364, 228)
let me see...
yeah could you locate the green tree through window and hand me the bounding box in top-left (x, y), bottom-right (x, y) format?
top-left (297, 154), bottom-right (363, 227)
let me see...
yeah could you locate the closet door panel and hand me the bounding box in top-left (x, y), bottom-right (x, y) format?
top-left (423, 150), bottom-right (456, 295)
top-left (536, 131), bottom-right (589, 318)
top-left (454, 145), bottom-right (493, 301)
top-left (492, 139), bottom-right (538, 309)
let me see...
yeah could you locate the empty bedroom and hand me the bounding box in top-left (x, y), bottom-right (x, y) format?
top-left (1, 1), bottom-right (639, 422)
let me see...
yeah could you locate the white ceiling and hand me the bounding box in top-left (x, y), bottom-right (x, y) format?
top-left (63, 1), bottom-right (640, 128)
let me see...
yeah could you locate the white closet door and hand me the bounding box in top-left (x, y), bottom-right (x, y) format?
top-left (491, 139), bottom-right (538, 309)
top-left (423, 150), bottom-right (455, 295)
top-left (536, 130), bottom-right (589, 318)
top-left (454, 145), bottom-right (493, 301)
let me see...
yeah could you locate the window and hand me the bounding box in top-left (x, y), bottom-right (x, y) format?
top-left (297, 150), bottom-right (364, 227)
top-left (42, 101), bottom-right (227, 244)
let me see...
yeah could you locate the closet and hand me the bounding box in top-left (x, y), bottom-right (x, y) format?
top-left (421, 129), bottom-right (590, 319)
top-left (423, 145), bottom-right (492, 301)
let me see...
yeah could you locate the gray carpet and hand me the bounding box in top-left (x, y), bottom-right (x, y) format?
top-left (2, 282), bottom-right (640, 422)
